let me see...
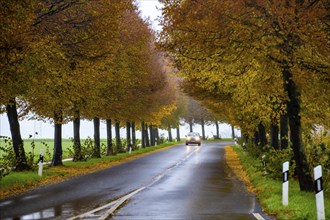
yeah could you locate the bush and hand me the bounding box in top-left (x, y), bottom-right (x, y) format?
top-left (39, 141), bottom-right (52, 162)
top-left (305, 133), bottom-right (330, 192)
top-left (68, 137), bottom-right (108, 160)
top-left (0, 136), bottom-right (51, 179)
top-left (245, 141), bottom-right (263, 158)
top-left (241, 141), bottom-right (295, 180)
top-left (0, 136), bottom-right (15, 179)
top-left (157, 134), bottom-right (166, 144)
top-left (262, 146), bottom-right (296, 179)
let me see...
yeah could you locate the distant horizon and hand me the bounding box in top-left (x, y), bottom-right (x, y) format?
top-left (0, 114), bottom-right (239, 140)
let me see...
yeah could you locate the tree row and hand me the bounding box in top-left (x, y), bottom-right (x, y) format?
top-left (1, 0), bottom-right (178, 169)
top-left (159, 0), bottom-right (330, 191)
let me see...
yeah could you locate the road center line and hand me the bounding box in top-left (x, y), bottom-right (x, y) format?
top-left (148, 146), bottom-right (200, 187)
top-left (69, 146), bottom-right (201, 220)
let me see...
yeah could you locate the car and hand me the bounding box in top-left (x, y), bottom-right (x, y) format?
top-left (185, 132), bottom-right (201, 146)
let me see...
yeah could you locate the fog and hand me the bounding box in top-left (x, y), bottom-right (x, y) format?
top-left (0, 114), bottom-right (239, 140)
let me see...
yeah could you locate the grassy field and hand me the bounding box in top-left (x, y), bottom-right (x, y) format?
top-left (232, 145), bottom-right (330, 219)
top-left (0, 138), bottom-right (108, 161)
top-left (0, 137), bottom-right (230, 161)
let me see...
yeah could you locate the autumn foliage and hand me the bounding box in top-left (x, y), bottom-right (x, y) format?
top-left (159, 0), bottom-right (329, 191)
top-left (1, 1), bottom-right (177, 168)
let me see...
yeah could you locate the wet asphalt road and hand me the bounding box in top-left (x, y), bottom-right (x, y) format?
top-left (112, 142), bottom-right (262, 220)
top-left (0, 141), bottom-right (270, 220)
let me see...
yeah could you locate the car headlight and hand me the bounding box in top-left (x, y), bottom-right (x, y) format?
top-left (195, 137), bottom-right (200, 141)
top-left (186, 137), bottom-right (191, 141)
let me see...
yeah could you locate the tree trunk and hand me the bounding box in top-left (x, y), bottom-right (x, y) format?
top-left (270, 123), bottom-right (279, 149)
top-left (168, 125), bottom-right (172, 142)
top-left (73, 111), bottom-right (83, 161)
top-left (106, 119), bottom-right (112, 155)
top-left (149, 125), bottom-right (155, 146)
top-left (231, 125), bottom-right (235, 139)
top-left (253, 130), bottom-right (259, 146)
top-left (126, 122), bottom-right (131, 148)
top-left (155, 127), bottom-right (159, 144)
top-left (215, 121), bottom-right (220, 139)
top-left (189, 118), bottom-right (193, 132)
top-left (6, 99), bottom-right (29, 170)
top-left (280, 114), bottom-right (289, 149)
top-left (115, 121), bottom-right (121, 152)
top-left (201, 118), bottom-right (206, 140)
top-left (132, 122), bottom-right (136, 147)
top-left (93, 117), bottom-right (101, 158)
top-left (258, 122), bottom-right (267, 150)
top-left (145, 124), bottom-right (150, 147)
top-left (52, 111), bottom-right (63, 166)
top-left (141, 121), bottom-right (145, 148)
top-left (283, 67), bottom-right (314, 191)
top-left (176, 126), bottom-right (180, 142)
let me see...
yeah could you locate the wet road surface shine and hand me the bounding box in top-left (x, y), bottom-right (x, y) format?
top-left (112, 143), bottom-right (259, 219)
top-left (0, 142), bottom-right (265, 219)
top-left (1, 144), bottom-right (192, 219)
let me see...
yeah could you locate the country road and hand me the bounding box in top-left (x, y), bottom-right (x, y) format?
top-left (0, 141), bottom-right (272, 220)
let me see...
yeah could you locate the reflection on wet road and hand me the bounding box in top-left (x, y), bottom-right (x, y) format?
top-left (0, 142), bottom-right (270, 220)
top-left (112, 142), bottom-right (263, 220)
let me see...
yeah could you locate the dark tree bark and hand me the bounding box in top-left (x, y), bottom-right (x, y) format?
top-left (115, 121), bottom-right (121, 152)
top-left (126, 122), bottom-right (131, 148)
top-left (176, 126), bottom-right (180, 142)
top-left (231, 125), bottom-right (235, 139)
top-left (215, 121), bottom-right (220, 139)
top-left (168, 125), bottom-right (172, 142)
top-left (145, 124), bottom-right (150, 147)
top-left (280, 114), bottom-right (289, 149)
top-left (106, 119), bottom-right (112, 155)
top-left (132, 122), bottom-right (136, 147)
top-left (189, 117), bottom-right (193, 132)
top-left (258, 122), bottom-right (267, 150)
top-left (149, 125), bottom-right (155, 146)
top-left (253, 130), bottom-right (260, 146)
top-left (73, 110), bottom-right (83, 161)
top-left (141, 121), bottom-right (145, 148)
top-left (52, 111), bottom-right (63, 166)
top-left (283, 67), bottom-right (314, 191)
top-left (93, 117), bottom-right (101, 158)
top-left (6, 99), bottom-right (29, 170)
top-left (201, 118), bottom-right (206, 140)
top-left (270, 123), bottom-right (279, 149)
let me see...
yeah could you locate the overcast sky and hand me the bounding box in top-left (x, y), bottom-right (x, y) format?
top-left (0, 1), bottom-right (237, 139)
top-left (136, 0), bottom-right (163, 31)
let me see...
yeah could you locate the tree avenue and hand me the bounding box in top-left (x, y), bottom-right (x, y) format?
top-left (1, 0), bottom-right (177, 169)
top-left (1, 0), bottom-right (329, 195)
top-left (1, 0), bottom-right (44, 170)
top-left (160, 0), bottom-right (329, 191)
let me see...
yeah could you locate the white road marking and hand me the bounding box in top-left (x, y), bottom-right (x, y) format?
top-left (99, 187), bottom-right (145, 220)
top-left (253, 213), bottom-right (265, 220)
top-left (67, 200), bottom-right (117, 220)
top-left (68, 146), bottom-right (201, 220)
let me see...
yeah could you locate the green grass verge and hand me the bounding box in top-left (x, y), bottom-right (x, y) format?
top-left (0, 141), bottom-right (177, 197)
top-left (0, 138), bottom-right (108, 160)
top-left (232, 145), bottom-right (330, 219)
